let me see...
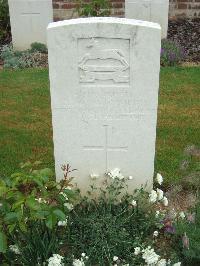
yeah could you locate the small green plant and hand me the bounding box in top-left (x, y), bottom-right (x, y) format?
top-left (30, 42), bottom-right (48, 54)
top-left (0, 162), bottom-right (77, 265)
top-left (161, 39), bottom-right (186, 67)
top-left (77, 0), bottom-right (111, 17)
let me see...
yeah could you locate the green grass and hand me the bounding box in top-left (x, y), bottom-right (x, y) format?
top-left (0, 67), bottom-right (199, 185)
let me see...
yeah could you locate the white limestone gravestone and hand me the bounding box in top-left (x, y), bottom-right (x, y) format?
top-left (8, 0), bottom-right (53, 50)
top-left (47, 17), bottom-right (161, 193)
top-left (125, 0), bottom-right (169, 38)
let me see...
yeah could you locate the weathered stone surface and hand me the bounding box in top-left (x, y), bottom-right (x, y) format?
top-left (8, 0), bottom-right (53, 50)
top-left (47, 17), bottom-right (161, 193)
top-left (125, 0), bottom-right (169, 38)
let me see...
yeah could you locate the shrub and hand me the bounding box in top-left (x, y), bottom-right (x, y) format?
top-left (161, 39), bottom-right (186, 67)
top-left (0, 162), bottom-right (77, 265)
top-left (30, 42), bottom-right (48, 54)
top-left (0, 168), bottom-right (182, 265)
top-left (0, 44), bottom-right (48, 69)
top-left (63, 170), bottom-right (181, 265)
top-left (77, 0), bottom-right (111, 17)
top-left (0, 0), bottom-right (10, 44)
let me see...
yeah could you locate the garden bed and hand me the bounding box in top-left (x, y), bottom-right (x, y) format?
top-left (168, 18), bottom-right (200, 62)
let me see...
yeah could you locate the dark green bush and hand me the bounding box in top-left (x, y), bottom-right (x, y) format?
top-left (30, 42), bottom-right (48, 54)
top-left (0, 0), bottom-right (10, 43)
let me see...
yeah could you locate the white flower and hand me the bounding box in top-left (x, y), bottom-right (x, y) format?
top-left (108, 168), bottom-right (124, 180)
top-left (128, 176), bottom-right (133, 180)
top-left (9, 245), bottom-right (20, 255)
top-left (59, 192), bottom-right (68, 201)
top-left (157, 259), bottom-right (167, 266)
top-left (153, 231), bottom-right (159, 237)
top-left (73, 259), bottom-right (85, 266)
top-left (179, 211), bottom-right (185, 219)
top-left (163, 196), bottom-right (168, 207)
top-left (156, 173), bottom-right (163, 185)
top-left (173, 263), bottom-right (181, 266)
top-left (157, 188), bottom-right (164, 201)
top-left (35, 198), bottom-right (47, 204)
top-left (48, 254), bottom-right (64, 266)
top-left (155, 210), bottom-right (160, 218)
top-left (142, 246), bottom-right (160, 265)
top-left (90, 173), bottom-right (99, 179)
top-left (149, 190), bottom-right (158, 203)
top-left (64, 202), bottom-right (73, 210)
top-left (131, 200), bottom-right (137, 207)
top-left (134, 247), bottom-right (141, 255)
top-left (81, 253), bottom-right (86, 257)
top-left (113, 256), bottom-right (118, 261)
top-left (0, 203), bottom-right (3, 207)
top-left (58, 218), bottom-right (68, 226)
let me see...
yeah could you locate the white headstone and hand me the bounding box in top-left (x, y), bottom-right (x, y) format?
top-left (48, 17), bottom-right (161, 193)
top-left (8, 0), bottom-right (53, 50)
top-left (125, 0), bottom-right (169, 38)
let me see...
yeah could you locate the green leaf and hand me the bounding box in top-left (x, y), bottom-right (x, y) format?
top-left (20, 161), bottom-right (32, 169)
top-left (0, 232), bottom-right (7, 253)
top-left (53, 209), bottom-right (66, 220)
top-left (19, 222), bottom-right (27, 232)
top-left (26, 197), bottom-right (40, 210)
top-left (8, 224), bottom-right (16, 234)
top-left (45, 214), bottom-right (54, 229)
top-left (12, 199), bottom-right (25, 210)
top-left (4, 212), bottom-right (20, 222)
top-left (39, 168), bottom-right (53, 178)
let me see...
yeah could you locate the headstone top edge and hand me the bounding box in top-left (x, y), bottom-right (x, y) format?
top-left (47, 17), bottom-right (161, 31)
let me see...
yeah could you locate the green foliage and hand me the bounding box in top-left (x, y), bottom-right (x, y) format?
top-left (30, 42), bottom-right (48, 54)
top-left (0, 162), bottom-right (77, 264)
top-left (0, 44), bottom-right (48, 69)
top-left (64, 176), bottom-right (157, 265)
top-left (161, 39), bottom-right (186, 67)
top-left (0, 0), bottom-right (10, 43)
top-left (77, 0), bottom-right (111, 17)
top-left (173, 202), bottom-right (200, 265)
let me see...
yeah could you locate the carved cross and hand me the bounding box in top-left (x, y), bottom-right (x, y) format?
top-left (83, 125), bottom-right (128, 171)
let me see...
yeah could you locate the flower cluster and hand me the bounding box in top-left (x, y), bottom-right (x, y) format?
top-left (47, 254), bottom-right (64, 266)
top-left (107, 168), bottom-right (124, 180)
top-left (149, 173), bottom-right (168, 206)
top-left (9, 244), bottom-right (20, 255)
top-left (73, 253), bottom-right (88, 266)
top-left (142, 246), bottom-right (160, 265)
top-left (35, 197), bottom-right (47, 204)
top-left (134, 245), bottom-right (181, 266)
top-left (58, 218), bottom-right (68, 227)
top-left (60, 191), bottom-right (73, 211)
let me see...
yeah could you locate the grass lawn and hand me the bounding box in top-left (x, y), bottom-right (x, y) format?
top-left (0, 67), bottom-right (199, 185)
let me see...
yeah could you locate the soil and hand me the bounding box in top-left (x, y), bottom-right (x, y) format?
top-left (168, 18), bottom-right (200, 62)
